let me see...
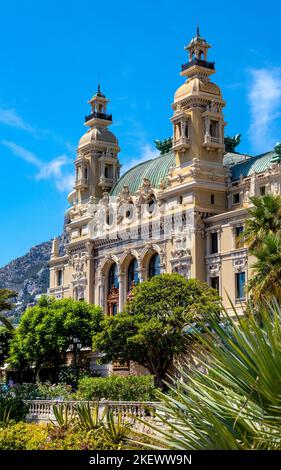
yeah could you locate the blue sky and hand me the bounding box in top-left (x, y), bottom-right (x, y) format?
top-left (0, 0), bottom-right (281, 267)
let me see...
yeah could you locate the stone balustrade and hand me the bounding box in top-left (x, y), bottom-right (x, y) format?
top-left (24, 400), bottom-right (162, 425)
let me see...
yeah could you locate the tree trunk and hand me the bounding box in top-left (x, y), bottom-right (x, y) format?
top-left (154, 374), bottom-right (164, 390)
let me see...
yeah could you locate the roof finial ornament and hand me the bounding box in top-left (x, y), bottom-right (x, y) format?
top-left (98, 83), bottom-right (101, 93)
top-left (196, 25), bottom-right (200, 37)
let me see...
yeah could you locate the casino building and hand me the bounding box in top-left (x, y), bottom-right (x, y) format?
top-left (49, 29), bottom-right (281, 319)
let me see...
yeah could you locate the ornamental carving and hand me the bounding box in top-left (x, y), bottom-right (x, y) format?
top-left (171, 235), bottom-right (191, 259)
top-left (117, 185), bottom-right (133, 204)
top-left (232, 255), bottom-right (247, 273)
top-left (71, 255), bottom-right (87, 281)
top-left (136, 178), bottom-right (155, 205)
top-left (100, 191), bottom-right (110, 206)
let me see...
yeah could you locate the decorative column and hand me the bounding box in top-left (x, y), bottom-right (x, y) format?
top-left (204, 116), bottom-right (210, 144)
top-left (137, 267), bottom-right (145, 283)
top-left (98, 274), bottom-right (105, 309)
top-left (118, 272), bottom-right (125, 313)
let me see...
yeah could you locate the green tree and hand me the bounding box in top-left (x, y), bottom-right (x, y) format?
top-left (137, 302), bottom-right (281, 450)
top-left (94, 274), bottom-right (219, 389)
top-left (9, 296), bottom-right (103, 381)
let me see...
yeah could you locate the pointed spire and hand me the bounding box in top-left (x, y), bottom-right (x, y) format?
top-left (96, 83), bottom-right (105, 98)
top-left (196, 25), bottom-right (200, 37)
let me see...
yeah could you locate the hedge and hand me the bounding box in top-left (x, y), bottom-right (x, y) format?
top-left (75, 375), bottom-right (156, 401)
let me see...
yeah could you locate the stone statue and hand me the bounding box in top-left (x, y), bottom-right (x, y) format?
top-left (224, 134), bottom-right (241, 153)
top-left (272, 142), bottom-right (281, 163)
top-left (154, 137), bottom-right (173, 155)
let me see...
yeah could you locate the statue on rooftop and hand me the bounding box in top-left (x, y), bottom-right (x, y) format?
top-left (155, 137), bottom-right (173, 155)
top-left (224, 134), bottom-right (241, 153)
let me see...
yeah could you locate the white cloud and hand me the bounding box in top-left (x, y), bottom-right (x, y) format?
top-left (36, 154), bottom-right (74, 192)
top-left (36, 154), bottom-right (69, 180)
top-left (248, 68), bottom-right (281, 153)
top-left (0, 108), bottom-right (35, 132)
top-left (2, 141), bottom-right (74, 192)
top-left (2, 140), bottom-right (41, 166)
top-left (120, 143), bottom-right (159, 175)
top-left (55, 173), bottom-right (75, 192)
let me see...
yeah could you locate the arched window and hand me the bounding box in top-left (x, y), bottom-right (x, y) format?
top-left (127, 258), bottom-right (139, 291)
top-left (147, 197), bottom-right (156, 215)
top-left (108, 263), bottom-right (119, 316)
top-left (106, 207), bottom-right (114, 226)
top-left (108, 263), bottom-right (119, 290)
top-left (149, 253), bottom-right (161, 278)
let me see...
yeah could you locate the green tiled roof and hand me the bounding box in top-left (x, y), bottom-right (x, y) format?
top-left (230, 151), bottom-right (274, 181)
top-left (110, 150), bottom-right (175, 196)
top-left (110, 148), bottom-right (276, 197)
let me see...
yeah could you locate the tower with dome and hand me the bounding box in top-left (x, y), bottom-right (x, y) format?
top-left (49, 29), bottom-right (281, 372)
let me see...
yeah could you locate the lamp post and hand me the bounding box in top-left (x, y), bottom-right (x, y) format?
top-left (69, 336), bottom-right (82, 388)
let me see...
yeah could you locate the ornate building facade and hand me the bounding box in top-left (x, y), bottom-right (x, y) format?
top-left (49, 29), bottom-right (281, 320)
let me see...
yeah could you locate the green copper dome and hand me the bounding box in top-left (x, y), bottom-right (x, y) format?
top-left (230, 151), bottom-right (275, 181)
top-left (110, 151), bottom-right (175, 196)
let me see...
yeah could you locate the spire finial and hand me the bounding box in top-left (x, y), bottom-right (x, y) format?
top-left (196, 25), bottom-right (200, 37)
top-left (98, 83), bottom-right (101, 93)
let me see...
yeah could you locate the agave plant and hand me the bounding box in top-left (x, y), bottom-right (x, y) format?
top-left (103, 410), bottom-right (130, 446)
top-left (0, 407), bottom-right (12, 428)
top-left (76, 401), bottom-right (107, 432)
top-left (134, 301), bottom-right (281, 450)
top-left (51, 403), bottom-right (75, 431)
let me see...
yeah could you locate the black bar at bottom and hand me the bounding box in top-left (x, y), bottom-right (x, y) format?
top-left (0, 450), bottom-right (280, 468)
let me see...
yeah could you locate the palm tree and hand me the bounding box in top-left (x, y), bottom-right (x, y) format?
top-left (248, 234), bottom-right (281, 303)
top-left (243, 194), bottom-right (281, 250)
top-left (135, 302), bottom-right (281, 450)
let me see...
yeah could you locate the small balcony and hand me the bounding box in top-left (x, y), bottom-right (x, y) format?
top-left (75, 177), bottom-right (88, 190)
top-left (202, 134), bottom-right (223, 149)
top-left (98, 176), bottom-right (114, 187)
top-left (181, 58), bottom-right (215, 72)
top-left (173, 136), bottom-right (190, 151)
top-left (85, 111), bottom-right (112, 123)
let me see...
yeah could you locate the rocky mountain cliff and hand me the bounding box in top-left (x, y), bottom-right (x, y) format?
top-left (0, 237), bottom-right (64, 322)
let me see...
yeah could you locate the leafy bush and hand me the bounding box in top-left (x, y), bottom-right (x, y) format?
top-left (0, 422), bottom-right (49, 450)
top-left (58, 366), bottom-right (91, 385)
top-left (35, 382), bottom-right (72, 399)
top-left (0, 422), bottom-right (125, 450)
top-left (0, 393), bottom-right (28, 423)
top-left (76, 375), bottom-right (156, 401)
top-left (7, 382), bottom-right (72, 400)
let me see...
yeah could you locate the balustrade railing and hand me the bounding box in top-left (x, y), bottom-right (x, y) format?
top-left (181, 58), bottom-right (215, 71)
top-left (85, 111), bottom-right (112, 123)
top-left (24, 400), bottom-right (162, 425)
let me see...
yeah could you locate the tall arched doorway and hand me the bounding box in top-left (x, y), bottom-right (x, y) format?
top-left (107, 263), bottom-right (119, 316)
top-left (148, 253), bottom-right (161, 278)
top-left (127, 258), bottom-right (139, 299)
